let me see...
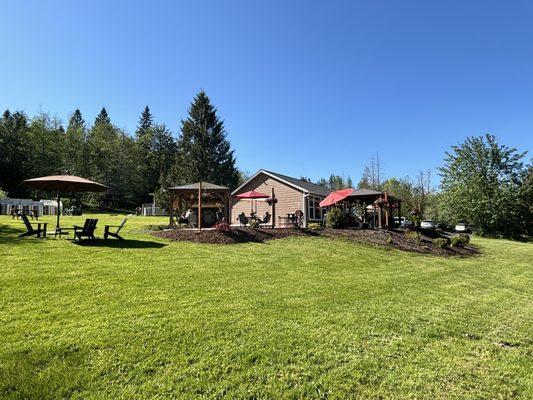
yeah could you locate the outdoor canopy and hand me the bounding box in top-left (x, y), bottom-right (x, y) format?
top-left (235, 191), bottom-right (270, 199)
top-left (22, 174), bottom-right (109, 233)
top-left (319, 188), bottom-right (355, 207)
top-left (235, 190), bottom-right (269, 214)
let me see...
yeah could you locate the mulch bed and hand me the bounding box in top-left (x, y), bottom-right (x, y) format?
top-left (153, 227), bottom-right (479, 257)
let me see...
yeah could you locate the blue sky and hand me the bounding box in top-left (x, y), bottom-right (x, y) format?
top-left (1, 1), bottom-right (532, 185)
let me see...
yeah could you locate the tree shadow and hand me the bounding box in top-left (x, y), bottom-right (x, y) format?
top-left (72, 239), bottom-right (167, 249)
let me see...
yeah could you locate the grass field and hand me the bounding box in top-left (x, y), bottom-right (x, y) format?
top-left (0, 214), bottom-right (532, 399)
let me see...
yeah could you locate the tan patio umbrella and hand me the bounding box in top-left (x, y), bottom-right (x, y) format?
top-left (22, 174), bottom-right (109, 234)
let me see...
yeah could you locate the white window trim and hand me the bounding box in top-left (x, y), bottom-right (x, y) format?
top-left (307, 195), bottom-right (325, 221)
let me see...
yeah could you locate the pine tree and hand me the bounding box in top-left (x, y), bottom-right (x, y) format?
top-left (68, 109), bottom-right (85, 131)
top-left (136, 106), bottom-right (153, 139)
top-left (0, 110), bottom-right (31, 196)
top-left (64, 109), bottom-right (87, 175)
top-left (94, 107), bottom-right (110, 126)
top-left (170, 91), bottom-right (239, 188)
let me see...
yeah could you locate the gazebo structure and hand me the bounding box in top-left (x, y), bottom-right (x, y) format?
top-left (167, 182), bottom-right (231, 230)
top-left (320, 188), bottom-right (401, 229)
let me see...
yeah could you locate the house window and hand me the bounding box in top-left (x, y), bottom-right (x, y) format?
top-left (307, 196), bottom-right (324, 220)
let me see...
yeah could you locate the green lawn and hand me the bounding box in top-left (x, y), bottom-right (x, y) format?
top-left (0, 214), bottom-right (532, 399)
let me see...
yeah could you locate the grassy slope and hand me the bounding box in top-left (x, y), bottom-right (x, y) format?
top-left (0, 214), bottom-right (531, 399)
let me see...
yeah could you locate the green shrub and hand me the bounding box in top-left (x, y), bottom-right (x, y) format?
top-left (433, 237), bottom-right (449, 248)
top-left (307, 223), bottom-right (321, 230)
top-left (458, 233), bottom-right (470, 244)
top-left (249, 220), bottom-right (260, 229)
top-left (451, 235), bottom-right (466, 247)
top-left (325, 207), bottom-right (345, 228)
top-left (405, 230), bottom-right (422, 243)
top-left (386, 233), bottom-right (393, 244)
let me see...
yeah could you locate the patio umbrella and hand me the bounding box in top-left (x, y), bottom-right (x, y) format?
top-left (22, 174), bottom-right (109, 233)
top-left (235, 190), bottom-right (269, 213)
top-left (319, 188), bottom-right (355, 207)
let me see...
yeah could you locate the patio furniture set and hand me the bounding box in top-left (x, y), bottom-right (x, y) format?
top-left (19, 213), bottom-right (127, 241)
top-left (237, 211), bottom-right (271, 226)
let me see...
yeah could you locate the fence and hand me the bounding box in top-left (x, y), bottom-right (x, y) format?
top-left (141, 203), bottom-right (168, 216)
top-left (0, 198), bottom-right (62, 216)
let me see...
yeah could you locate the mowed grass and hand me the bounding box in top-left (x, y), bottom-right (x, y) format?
top-left (0, 214), bottom-right (532, 399)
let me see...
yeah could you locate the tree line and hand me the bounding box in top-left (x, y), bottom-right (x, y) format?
top-left (1, 92), bottom-right (530, 238)
top-left (0, 91), bottom-right (241, 209)
top-left (304, 141), bottom-right (531, 238)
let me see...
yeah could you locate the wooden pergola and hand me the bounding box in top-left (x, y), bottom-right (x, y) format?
top-left (338, 189), bottom-right (401, 229)
top-left (167, 182), bottom-right (231, 230)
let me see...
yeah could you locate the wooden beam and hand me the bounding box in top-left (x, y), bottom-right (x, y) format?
top-left (198, 182), bottom-right (202, 231)
top-left (225, 192), bottom-right (230, 223)
top-left (169, 192), bottom-right (175, 228)
top-left (271, 187), bottom-right (276, 228)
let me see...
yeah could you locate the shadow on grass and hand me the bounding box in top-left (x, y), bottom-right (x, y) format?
top-left (72, 238), bottom-right (167, 249)
top-left (0, 344), bottom-right (89, 399)
top-left (0, 224), bottom-right (48, 246)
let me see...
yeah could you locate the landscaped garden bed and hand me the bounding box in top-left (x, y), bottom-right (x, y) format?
top-left (153, 227), bottom-right (478, 256)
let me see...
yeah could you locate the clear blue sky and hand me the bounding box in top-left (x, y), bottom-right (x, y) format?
top-left (1, 0), bottom-right (532, 185)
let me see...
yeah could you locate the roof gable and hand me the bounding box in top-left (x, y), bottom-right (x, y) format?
top-left (232, 170), bottom-right (332, 197)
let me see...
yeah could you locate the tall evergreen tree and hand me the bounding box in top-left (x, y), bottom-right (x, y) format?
top-left (136, 106), bottom-right (153, 139)
top-left (64, 109), bottom-right (87, 175)
top-left (94, 107), bottom-right (110, 126)
top-left (0, 110), bottom-right (31, 196)
top-left (170, 91), bottom-right (239, 188)
top-left (68, 109), bottom-right (85, 131)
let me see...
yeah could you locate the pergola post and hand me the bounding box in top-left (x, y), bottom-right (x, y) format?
top-left (271, 188), bottom-right (276, 228)
top-left (198, 182), bottom-right (202, 231)
top-left (397, 200), bottom-right (401, 228)
top-left (169, 192), bottom-right (176, 228)
top-left (224, 192), bottom-right (230, 223)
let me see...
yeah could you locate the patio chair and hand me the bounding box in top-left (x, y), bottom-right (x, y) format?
top-left (73, 218), bottom-right (98, 241)
top-left (238, 212), bottom-right (249, 226)
top-left (295, 210), bottom-right (304, 228)
top-left (188, 212), bottom-right (198, 228)
top-left (18, 213), bottom-right (47, 238)
top-left (104, 218), bottom-right (127, 240)
top-left (259, 212), bottom-right (271, 227)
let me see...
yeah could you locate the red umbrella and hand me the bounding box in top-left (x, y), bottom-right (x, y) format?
top-left (236, 191), bottom-right (269, 199)
top-left (235, 191), bottom-right (269, 214)
top-left (319, 188), bottom-right (354, 207)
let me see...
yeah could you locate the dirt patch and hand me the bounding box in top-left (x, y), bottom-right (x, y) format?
top-left (153, 227), bottom-right (478, 256)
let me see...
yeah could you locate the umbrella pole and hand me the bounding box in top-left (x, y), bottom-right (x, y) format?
top-left (56, 192), bottom-right (61, 233)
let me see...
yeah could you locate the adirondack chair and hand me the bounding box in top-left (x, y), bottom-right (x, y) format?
top-left (104, 218), bottom-right (127, 240)
top-left (238, 212), bottom-right (249, 226)
top-left (18, 213), bottom-right (47, 238)
top-left (73, 218), bottom-right (98, 241)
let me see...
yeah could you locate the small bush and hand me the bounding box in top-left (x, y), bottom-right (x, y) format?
top-left (458, 233), bottom-right (470, 244)
top-left (214, 222), bottom-right (231, 232)
top-left (386, 233), bottom-right (393, 244)
top-left (307, 223), bottom-right (321, 230)
top-left (433, 237), bottom-right (449, 248)
top-left (452, 234), bottom-right (470, 247)
top-left (249, 220), bottom-right (260, 229)
top-left (325, 207), bottom-right (345, 228)
top-left (405, 230), bottom-right (422, 243)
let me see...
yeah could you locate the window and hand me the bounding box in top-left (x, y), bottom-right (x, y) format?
top-left (307, 196), bottom-right (324, 220)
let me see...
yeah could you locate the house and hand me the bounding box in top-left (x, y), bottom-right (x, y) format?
top-left (231, 170), bottom-right (332, 227)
